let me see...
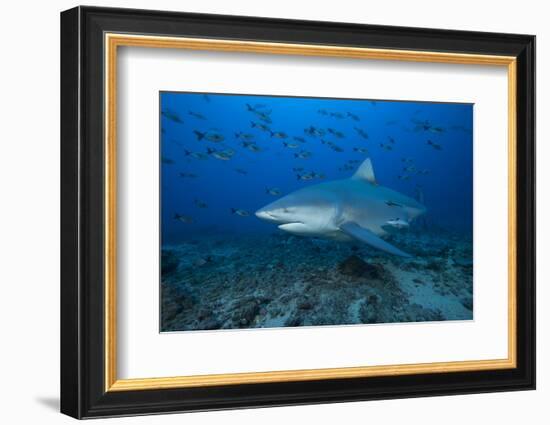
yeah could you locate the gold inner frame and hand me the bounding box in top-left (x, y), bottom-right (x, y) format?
top-left (104, 33), bottom-right (517, 392)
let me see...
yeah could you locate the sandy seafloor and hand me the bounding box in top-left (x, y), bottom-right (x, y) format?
top-left (160, 228), bottom-right (473, 332)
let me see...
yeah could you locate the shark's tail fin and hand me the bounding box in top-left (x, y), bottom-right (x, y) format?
top-left (184, 149), bottom-right (191, 156)
top-left (230, 208), bottom-right (237, 214)
top-left (193, 130), bottom-right (205, 140)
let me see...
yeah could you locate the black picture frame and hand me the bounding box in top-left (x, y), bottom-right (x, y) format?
top-left (61, 5), bottom-right (535, 419)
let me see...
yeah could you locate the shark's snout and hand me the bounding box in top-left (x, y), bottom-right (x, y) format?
top-left (255, 208), bottom-right (277, 222)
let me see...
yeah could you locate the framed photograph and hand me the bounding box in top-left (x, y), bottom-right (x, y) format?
top-left (60, 6), bottom-right (535, 419)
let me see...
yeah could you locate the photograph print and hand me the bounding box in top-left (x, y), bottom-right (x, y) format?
top-left (160, 92), bottom-right (473, 332)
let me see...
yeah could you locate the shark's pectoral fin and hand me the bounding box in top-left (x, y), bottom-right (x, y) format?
top-left (340, 222), bottom-right (412, 258)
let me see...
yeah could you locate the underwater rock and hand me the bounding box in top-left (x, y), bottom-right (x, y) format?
top-left (402, 303), bottom-right (445, 322)
top-left (460, 296), bottom-right (473, 311)
top-left (297, 298), bottom-right (313, 310)
top-left (161, 250), bottom-right (179, 275)
top-left (338, 255), bottom-right (384, 279)
top-left (424, 260), bottom-right (445, 272)
top-left (230, 296), bottom-right (272, 327)
top-left (359, 297), bottom-right (444, 324)
top-left (285, 312), bottom-right (304, 327)
top-left (453, 257), bottom-right (473, 268)
top-left (279, 294), bottom-right (294, 304)
top-left (232, 302), bottom-right (259, 327)
top-left (160, 282), bottom-right (196, 329)
top-left (159, 230), bottom-right (473, 331)
top-left (359, 298), bottom-right (386, 323)
top-left (201, 318), bottom-right (222, 330)
top-left (197, 308), bottom-right (213, 321)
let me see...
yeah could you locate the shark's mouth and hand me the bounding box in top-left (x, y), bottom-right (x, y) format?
top-left (255, 209), bottom-right (301, 225)
top-left (278, 222), bottom-right (306, 232)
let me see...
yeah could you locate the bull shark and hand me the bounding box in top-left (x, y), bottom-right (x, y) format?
top-left (255, 158), bottom-right (426, 257)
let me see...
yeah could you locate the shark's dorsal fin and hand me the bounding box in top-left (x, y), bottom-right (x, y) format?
top-left (352, 158), bottom-right (376, 183)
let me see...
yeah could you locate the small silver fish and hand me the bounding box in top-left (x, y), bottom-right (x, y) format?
top-left (297, 173), bottom-right (315, 181)
top-left (194, 199), bottom-right (208, 208)
top-left (207, 148), bottom-right (234, 161)
top-left (327, 128), bottom-right (345, 138)
top-left (231, 208), bottom-right (250, 217)
top-left (297, 171), bottom-right (324, 181)
top-left (266, 187), bottom-right (282, 196)
top-left (251, 121), bottom-right (271, 132)
top-left (161, 110), bottom-right (184, 124)
top-left (188, 111), bottom-right (207, 120)
top-left (304, 126), bottom-right (325, 138)
top-left (354, 127), bottom-right (369, 140)
top-left (427, 140), bottom-right (442, 150)
top-left (347, 112), bottom-right (360, 121)
top-left (174, 213), bottom-right (193, 223)
top-left (386, 218), bottom-right (409, 229)
top-left (353, 147), bottom-right (369, 154)
top-left (193, 130), bottom-right (224, 143)
top-left (294, 150), bottom-right (312, 159)
top-left (257, 113), bottom-right (272, 124)
top-left (241, 141), bottom-right (262, 153)
top-left (184, 150), bottom-right (209, 160)
top-left (235, 132), bottom-right (255, 141)
top-left (283, 142), bottom-right (300, 149)
top-left (270, 131), bottom-right (288, 139)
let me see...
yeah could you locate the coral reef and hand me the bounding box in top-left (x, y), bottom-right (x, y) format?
top-left (161, 229), bottom-right (473, 332)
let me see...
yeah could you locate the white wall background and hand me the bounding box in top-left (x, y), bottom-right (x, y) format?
top-left (0, 0), bottom-right (544, 423)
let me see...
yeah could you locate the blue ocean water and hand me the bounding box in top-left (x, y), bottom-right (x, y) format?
top-left (159, 92), bottom-right (473, 331)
